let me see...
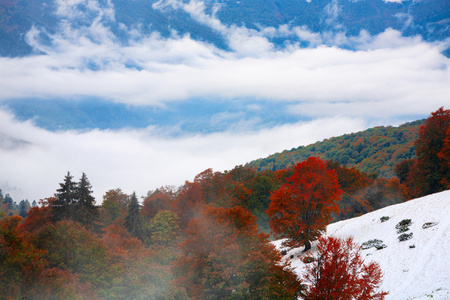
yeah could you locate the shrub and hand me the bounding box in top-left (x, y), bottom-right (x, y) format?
top-left (301, 236), bottom-right (388, 300)
top-left (396, 227), bottom-right (410, 234)
top-left (375, 244), bottom-right (387, 250)
top-left (362, 239), bottom-right (386, 250)
top-left (422, 222), bottom-right (438, 229)
top-left (396, 219), bottom-right (412, 234)
top-left (398, 233), bottom-right (413, 242)
top-left (380, 216), bottom-right (390, 222)
top-left (395, 219), bottom-right (412, 229)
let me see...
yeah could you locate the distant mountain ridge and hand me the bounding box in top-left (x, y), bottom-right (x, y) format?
top-left (247, 119), bottom-right (424, 178)
top-left (0, 0), bottom-right (449, 57)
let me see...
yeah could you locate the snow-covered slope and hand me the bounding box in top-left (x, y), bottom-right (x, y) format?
top-left (279, 190), bottom-right (450, 300)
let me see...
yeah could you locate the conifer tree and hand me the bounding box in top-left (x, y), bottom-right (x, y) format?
top-left (52, 171), bottom-right (77, 222)
top-left (75, 173), bottom-right (99, 228)
top-left (18, 200), bottom-right (30, 218)
top-left (3, 193), bottom-right (14, 210)
top-left (125, 192), bottom-right (144, 241)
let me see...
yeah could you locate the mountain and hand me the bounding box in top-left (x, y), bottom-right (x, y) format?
top-left (277, 190), bottom-right (450, 299)
top-left (247, 119), bottom-right (424, 178)
top-left (1, 0), bottom-right (449, 57)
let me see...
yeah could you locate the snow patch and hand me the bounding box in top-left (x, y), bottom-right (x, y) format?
top-left (276, 190), bottom-right (450, 299)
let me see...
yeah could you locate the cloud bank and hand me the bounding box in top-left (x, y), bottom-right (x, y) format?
top-left (0, 110), bottom-right (367, 202)
top-left (0, 0), bottom-right (447, 116)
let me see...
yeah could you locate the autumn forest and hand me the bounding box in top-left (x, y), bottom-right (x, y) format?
top-left (1, 107), bottom-right (450, 299)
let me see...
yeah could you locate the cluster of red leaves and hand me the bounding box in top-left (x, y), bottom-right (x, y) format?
top-left (301, 236), bottom-right (388, 300)
top-left (267, 157), bottom-right (343, 249)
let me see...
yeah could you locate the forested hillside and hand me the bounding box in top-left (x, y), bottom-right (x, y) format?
top-left (1, 108), bottom-right (449, 299)
top-left (248, 120), bottom-right (424, 178)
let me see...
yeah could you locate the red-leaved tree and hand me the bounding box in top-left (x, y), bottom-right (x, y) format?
top-left (173, 205), bottom-right (301, 299)
top-left (267, 157), bottom-right (343, 251)
top-left (301, 236), bottom-right (388, 300)
top-left (437, 125), bottom-right (450, 190)
top-left (412, 107), bottom-right (450, 197)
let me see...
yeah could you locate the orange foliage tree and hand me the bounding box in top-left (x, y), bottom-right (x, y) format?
top-left (0, 215), bottom-right (48, 298)
top-left (0, 216), bottom-right (95, 299)
top-left (301, 236), bottom-right (388, 300)
top-left (20, 198), bottom-right (54, 235)
top-left (142, 186), bottom-right (175, 221)
top-left (173, 205), bottom-right (301, 299)
top-left (267, 157), bottom-right (343, 251)
top-left (414, 107), bottom-right (450, 196)
top-left (437, 125), bottom-right (450, 189)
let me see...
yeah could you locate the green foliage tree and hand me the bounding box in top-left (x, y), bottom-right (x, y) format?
top-left (101, 188), bottom-right (130, 226)
top-left (248, 120), bottom-right (422, 178)
top-left (74, 172), bottom-right (99, 228)
top-left (18, 199), bottom-right (30, 218)
top-left (100, 223), bottom-right (183, 298)
top-left (148, 210), bottom-right (180, 248)
top-left (3, 193), bottom-right (14, 210)
top-left (394, 159), bottom-right (415, 184)
top-left (244, 171), bottom-right (277, 233)
top-left (52, 171), bottom-right (77, 222)
top-left (32, 220), bottom-right (119, 289)
top-left (125, 192), bottom-right (144, 241)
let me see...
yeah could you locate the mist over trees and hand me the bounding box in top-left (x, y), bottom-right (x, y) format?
top-left (1, 108), bottom-right (449, 298)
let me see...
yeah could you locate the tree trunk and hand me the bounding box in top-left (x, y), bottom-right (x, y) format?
top-left (303, 240), bottom-right (311, 252)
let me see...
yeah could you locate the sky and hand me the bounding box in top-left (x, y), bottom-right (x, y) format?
top-left (0, 0), bottom-right (449, 203)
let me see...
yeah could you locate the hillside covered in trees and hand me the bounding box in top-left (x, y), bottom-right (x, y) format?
top-left (1, 108), bottom-right (449, 299)
top-left (247, 120), bottom-right (424, 178)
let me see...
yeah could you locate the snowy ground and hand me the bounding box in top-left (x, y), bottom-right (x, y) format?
top-left (275, 190), bottom-right (450, 300)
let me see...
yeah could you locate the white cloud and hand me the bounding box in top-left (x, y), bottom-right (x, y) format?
top-left (0, 0), bottom-right (447, 117)
top-left (2, 30), bottom-right (449, 115)
top-left (0, 109), bottom-right (367, 203)
top-left (55, 0), bottom-right (115, 22)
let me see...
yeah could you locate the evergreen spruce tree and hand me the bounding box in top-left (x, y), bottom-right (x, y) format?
top-left (18, 200), bottom-right (30, 218)
top-left (52, 171), bottom-right (78, 222)
top-left (3, 194), bottom-right (14, 210)
top-left (31, 200), bottom-right (37, 208)
top-left (74, 172), bottom-right (99, 228)
top-left (125, 192), bottom-right (144, 241)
